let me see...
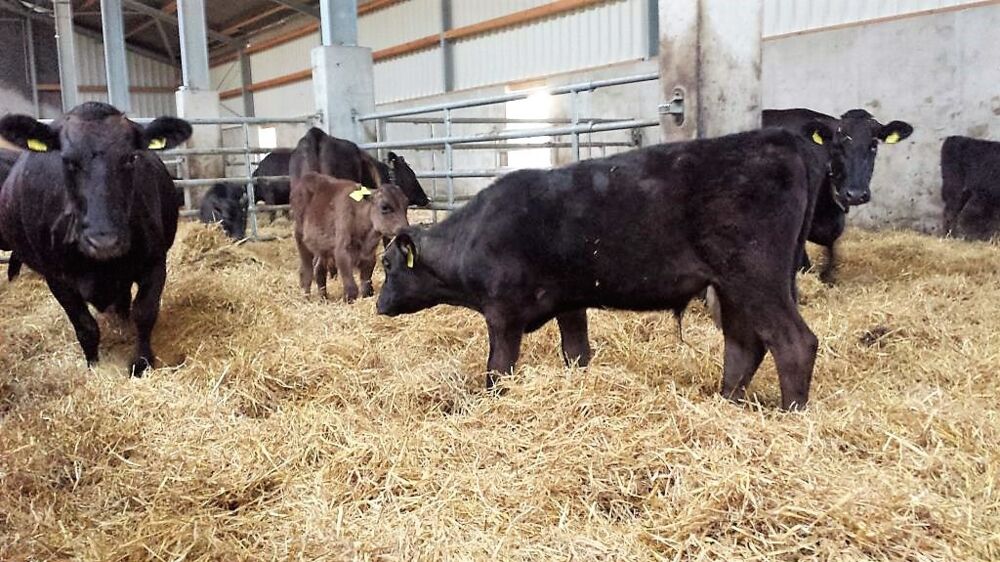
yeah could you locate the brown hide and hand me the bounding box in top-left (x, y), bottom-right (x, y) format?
top-left (292, 172), bottom-right (409, 302)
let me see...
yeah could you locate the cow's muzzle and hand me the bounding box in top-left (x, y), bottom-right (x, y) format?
top-left (81, 231), bottom-right (128, 260)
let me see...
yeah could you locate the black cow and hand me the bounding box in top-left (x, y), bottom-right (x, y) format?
top-left (0, 102), bottom-right (191, 375)
top-left (0, 148), bottom-right (22, 280)
top-left (763, 108), bottom-right (913, 282)
top-left (377, 125), bottom-right (838, 410)
top-left (252, 149), bottom-right (292, 215)
top-left (198, 182), bottom-right (248, 240)
top-left (941, 136), bottom-right (1000, 241)
top-left (287, 128), bottom-right (429, 206)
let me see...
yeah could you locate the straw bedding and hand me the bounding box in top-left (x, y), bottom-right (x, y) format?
top-left (0, 219), bottom-right (997, 561)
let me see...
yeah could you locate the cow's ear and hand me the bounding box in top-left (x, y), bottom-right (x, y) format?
top-left (0, 114), bottom-right (59, 152)
top-left (878, 121), bottom-right (913, 144)
top-left (396, 232), bottom-right (417, 268)
top-left (803, 120), bottom-right (833, 146)
top-left (142, 117), bottom-right (193, 151)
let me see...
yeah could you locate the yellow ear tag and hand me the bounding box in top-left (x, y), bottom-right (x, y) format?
top-left (884, 131), bottom-right (901, 144)
top-left (406, 249), bottom-right (415, 268)
top-left (811, 131), bottom-right (824, 145)
top-left (26, 138), bottom-right (48, 152)
top-left (349, 184), bottom-right (373, 202)
top-left (147, 137), bottom-right (167, 150)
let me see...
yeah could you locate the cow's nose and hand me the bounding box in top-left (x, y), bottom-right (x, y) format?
top-left (83, 232), bottom-right (120, 252)
top-left (846, 190), bottom-right (870, 205)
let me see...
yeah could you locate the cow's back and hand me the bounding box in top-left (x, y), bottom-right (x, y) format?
top-left (300, 175), bottom-right (357, 253)
top-left (435, 129), bottom-right (812, 308)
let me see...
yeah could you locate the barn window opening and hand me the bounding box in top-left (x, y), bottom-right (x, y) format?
top-left (505, 91), bottom-right (553, 170)
top-left (258, 127), bottom-right (277, 149)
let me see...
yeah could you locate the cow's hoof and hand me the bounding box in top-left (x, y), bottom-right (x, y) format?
top-left (721, 387), bottom-right (747, 404)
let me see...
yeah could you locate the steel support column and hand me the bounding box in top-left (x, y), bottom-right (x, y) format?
top-left (239, 49), bottom-right (255, 117)
top-left (440, 0), bottom-right (453, 91)
top-left (319, 0), bottom-right (358, 46)
top-left (25, 17), bottom-right (39, 117)
top-left (100, 0), bottom-right (131, 111)
top-left (177, 0), bottom-right (211, 90)
top-left (657, 0), bottom-right (762, 141)
top-left (53, 0), bottom-right (79, 111)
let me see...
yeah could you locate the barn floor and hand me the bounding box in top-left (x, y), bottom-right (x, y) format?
top-left (0, 219), bottom-right (998, 561)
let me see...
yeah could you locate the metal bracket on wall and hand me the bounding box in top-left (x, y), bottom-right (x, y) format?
top-left (658, 87), bottom-right (685, 126)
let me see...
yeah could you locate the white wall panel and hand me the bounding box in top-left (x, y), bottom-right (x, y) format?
top-left (451, 0), bottom-right (645, 91)
top-left (359, 0), bottom-right (441, 50)
top-left (374, 47), bottom-right (445, 103)
top-left (74, 33), bottom-right (177, 117)
top-left (450, 0), bottom-right (550, 28)
top-left (763, 0), bottom-right (991, 36)
top-left (251, 33), bottom-right (317, 82)
top-left (251, 79), bottom-right (315, 118)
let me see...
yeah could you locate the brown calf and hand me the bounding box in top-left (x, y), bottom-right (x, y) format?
top-left (292, 172), bottom-right (409, 301)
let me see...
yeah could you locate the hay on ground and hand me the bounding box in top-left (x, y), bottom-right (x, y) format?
top-left (1, 221), bottom-right (998, 561)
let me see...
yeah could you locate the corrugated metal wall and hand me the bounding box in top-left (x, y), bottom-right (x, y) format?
top-left (218, 0), bottom-right (996, 114)
top-left (763, 0), bottom-right (991, 36)
top-left (75, 33), bottom-right (177, 117)
top-left (451, 0), bottom-right (647, 92)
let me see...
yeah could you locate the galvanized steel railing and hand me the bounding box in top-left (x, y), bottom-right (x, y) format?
top-left (354, 72), bottom-right (661, 214)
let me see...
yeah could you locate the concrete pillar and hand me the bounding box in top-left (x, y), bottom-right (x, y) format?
top-left (53, 0), bottom-right (79, 111)
top-left (175, 0), bottom-right (221, 180)
top-left (101, 0), bottom-right (131, 112)
top-left (312, 0), bottom-right (374, 141)
top-left (319, 0), bottom-right (358, 46)
top-left (658, 0), bottom-right (762, 141)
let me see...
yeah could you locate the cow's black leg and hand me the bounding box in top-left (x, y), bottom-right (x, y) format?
top-left (556, 309), bottom-right (591, 367)
top-left (46, 278), bottom-right (100, 367)
top-left (819, 243), bottom-right (837, 285)
top-left (358, 252), bottom-right (376, 298)
top-left (294, 230), bottom-right (314, 296)
top-left (130, 261), bottom-right (167, 377)
top-left (750, 298), bottom-right (818, 411)
top-left (485, 317), bottom-right (524, 391)
top-left (797, 245), bottom-right (812, 273)
top-left (110, 286), bottom-right (132, 321)
top-left (717, 294), bottom-right (766, 403)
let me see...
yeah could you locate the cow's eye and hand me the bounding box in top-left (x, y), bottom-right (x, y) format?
top-left (380, 204), bottom-right (393, 214)
top-left (382, 256), bottom-right (391, 270)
